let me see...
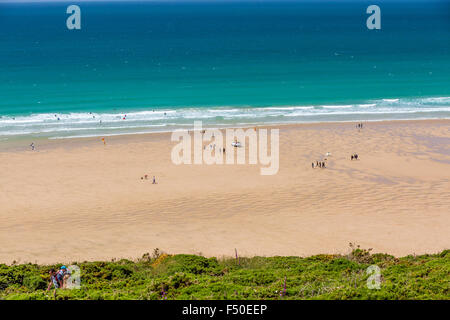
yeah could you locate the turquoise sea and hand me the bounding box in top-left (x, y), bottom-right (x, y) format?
top-left (0, 0), bottom-right (449, 140)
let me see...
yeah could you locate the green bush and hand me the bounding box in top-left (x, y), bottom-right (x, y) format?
top-left (161, 255), bottom-right (221, 275)
top-left (0, 248), bottom-right (448, 300)
top-left (23, 275), bottom-right (47, 291)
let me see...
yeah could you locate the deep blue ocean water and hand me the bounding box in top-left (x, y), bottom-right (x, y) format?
top-left (0, 0), bottom-right (449, 139)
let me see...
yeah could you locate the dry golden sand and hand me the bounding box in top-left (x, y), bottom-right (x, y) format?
top-left (0, 120), bottom-right (449, 264)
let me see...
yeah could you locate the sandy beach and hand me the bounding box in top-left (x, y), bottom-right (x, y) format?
top-left (0, 119), bottom-right (449, 264)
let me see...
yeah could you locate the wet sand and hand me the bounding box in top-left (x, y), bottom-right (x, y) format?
top-left (0, 119), bottom-right (449, 264)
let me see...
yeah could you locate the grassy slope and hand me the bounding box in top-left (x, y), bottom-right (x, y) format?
top-left (0, 247), bottom-right (449, 300)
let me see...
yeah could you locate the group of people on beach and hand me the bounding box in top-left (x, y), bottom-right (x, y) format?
top-left (356, 122), bottom-right (363, 129)
top-left (141, 174), bottom-right (157, 184)
top-left (350, 154), bottom-right (359, 160)
top-left (312, 152), bottom-right (331, 169)
top-left (204, 143), bottom-right (226, 154)
top-left (312, 160), bottom-right (326, 169)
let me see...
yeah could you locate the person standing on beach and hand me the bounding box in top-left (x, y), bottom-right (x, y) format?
top-left (30, 142), bottom-right (35, 151)
top-left (153, 176), bottom-right (156, 184)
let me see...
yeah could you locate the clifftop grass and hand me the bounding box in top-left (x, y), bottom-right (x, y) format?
top-left (1, 247), bottom-right (448, 300)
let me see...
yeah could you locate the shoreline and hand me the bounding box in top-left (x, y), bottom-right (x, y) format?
top-left (1, 118), bottom-right (449, 153)
top-left (1, 118), bottom-right (449, 264)
top-left (1, 95), bottom-right (449, 144)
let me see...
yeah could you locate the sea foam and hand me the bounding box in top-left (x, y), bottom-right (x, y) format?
top-left (0, 97), bottom-right (449, 140)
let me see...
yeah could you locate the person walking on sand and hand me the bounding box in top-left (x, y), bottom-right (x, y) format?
top-left (312, 162), bottom-right (314, 169)
top-left (30, 142), bottom-right (35, 151)
top-left (153, 176), bottom-right (156, 184)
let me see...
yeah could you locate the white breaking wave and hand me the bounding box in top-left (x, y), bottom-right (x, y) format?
top-left (0, 96), bottom-right (449, 139)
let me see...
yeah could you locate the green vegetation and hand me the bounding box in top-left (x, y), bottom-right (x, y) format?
top-left (0, 246), bottom-right (448, 300)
